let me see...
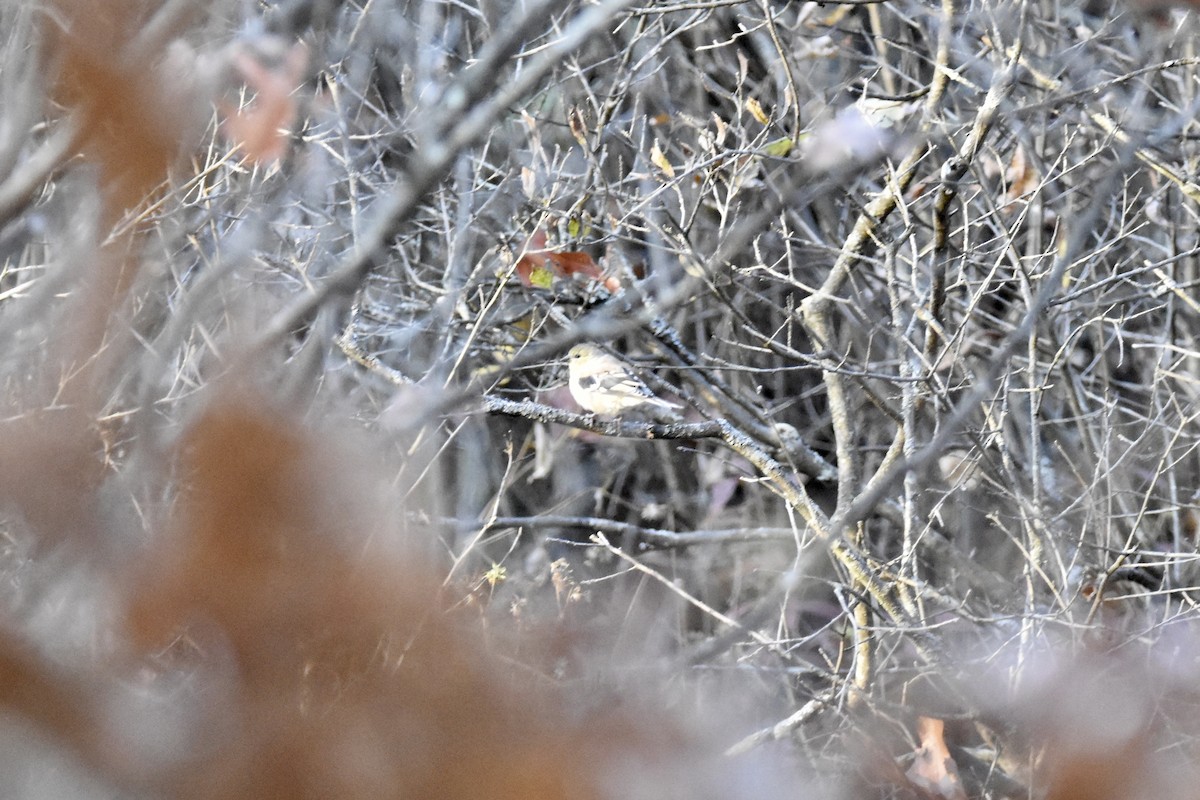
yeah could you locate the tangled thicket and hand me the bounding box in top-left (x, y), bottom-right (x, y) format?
top-left (5, 0), bottom-right (1200, 797)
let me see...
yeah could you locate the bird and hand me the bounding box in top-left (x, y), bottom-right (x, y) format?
top-left (567, 343), bottom-right (682, 421)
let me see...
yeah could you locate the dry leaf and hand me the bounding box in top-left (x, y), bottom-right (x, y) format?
top-left (711, 113), bottom-right (729, 147)
top-left (650, 140), bottom-right (675, 178)
top-left (1000, 144), bottom-right (1039, 210)
top-left (1183, 507), bottom-right (1200, 542)
top-left (568, 105), bottom-right (589, 148)
top-left (219, 38), bottom-right (308, 165)
top-left (906, 716), bottom-right (967, 800)
top-left (746, 96), bottom-right (771, 126)
top-left (521, 166), bottom-right (538, 200)
top-left (513, 229), bottom-right (619, 293)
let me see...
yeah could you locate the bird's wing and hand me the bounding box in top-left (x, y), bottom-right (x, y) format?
top-left (579, 371), bottom-right (651, 397)
top-left (584, 372), bottom-right (682, 410)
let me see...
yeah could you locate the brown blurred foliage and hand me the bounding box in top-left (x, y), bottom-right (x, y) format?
top-left (45, 0), bottom-right (201, 216)
top-left (0, 390), bottom-right (735, 798)
top-left (0, 5), bottom-right (666, 795)
top-left (11, 1), bottom-right (1200, 799)
top-left (119, 400), bottom-right (630, 799)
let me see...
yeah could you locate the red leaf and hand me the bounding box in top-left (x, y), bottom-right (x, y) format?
top-left (512, 230), bottom-right (620, 292)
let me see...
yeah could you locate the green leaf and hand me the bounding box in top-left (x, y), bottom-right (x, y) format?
top-left (530, 264), bottom-right (554, 290)
top-left (762, 137), bottom-right (793, 157)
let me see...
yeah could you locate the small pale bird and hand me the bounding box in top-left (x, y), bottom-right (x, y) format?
top-left (567, 343), bottom-right (682, 421)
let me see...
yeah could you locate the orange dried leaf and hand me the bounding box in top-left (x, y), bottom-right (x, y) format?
top-left (1000, 144), bottom-right (1039, 209)
top-left (220, 39), bottom-right (308, 164)
top-left (513, 230), bottom-right (618, 292)
top-left (548, 251), bottom-right (620, 293)
top-left (546, 250), bottom-right (600, 278)
top-left (906, 717), bottom-right (967, 800)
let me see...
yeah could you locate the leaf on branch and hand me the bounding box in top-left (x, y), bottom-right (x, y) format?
top-left (745, 96), bottom-right (771, 126)
top-left (219, 38), bottom-right (308, 165)
top-left (906, 716), bottom-right (967, 800)
top-left (998, 144), bottom-right (1039, 212)
top-left (563, 214), bottom-right (590, 240)
top-left (711, 113), bottom-right (729, 147)
top-left (513, 229), bottom-right (619, 293)
top-left (568, 105), bottom-right (589, 148)
top-left (650, 140), bottom-right (675, 178)
top-left (761, 137), bottom-right (794, 158)
top-left (521, 167), bottom-right (539, 201)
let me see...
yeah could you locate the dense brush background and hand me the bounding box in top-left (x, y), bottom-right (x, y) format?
top-left (4, 0), bottom-right (1200, 797)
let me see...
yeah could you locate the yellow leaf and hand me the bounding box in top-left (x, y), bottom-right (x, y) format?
top-left (565, 215), bottom-right (589, 239)
top-left (746, 97), bottom-right (770, 126)
top-left (762, 137), bottom-right (793, 157)
top-left (530, 264), bottom-right (554, 290)
top-left (650, 140), bottom-right (675, 178)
